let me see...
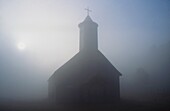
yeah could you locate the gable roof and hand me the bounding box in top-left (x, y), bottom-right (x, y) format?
top-left (49, 50), bottom-right (121, 86)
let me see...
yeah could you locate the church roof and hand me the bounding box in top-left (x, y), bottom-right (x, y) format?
top-left (49, 50), bottom-right (121, 86)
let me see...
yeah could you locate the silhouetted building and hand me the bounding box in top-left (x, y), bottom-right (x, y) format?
top-left (48, 14), bottom-right (121, 104)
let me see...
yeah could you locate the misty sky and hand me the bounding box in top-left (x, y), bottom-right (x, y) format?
top-left (0, 0), bottom-right (170, 100)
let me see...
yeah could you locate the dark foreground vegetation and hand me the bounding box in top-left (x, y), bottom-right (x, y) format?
top-left (0, 99), bottom-right (169, 111)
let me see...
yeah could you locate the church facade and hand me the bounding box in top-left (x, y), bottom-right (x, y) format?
top-left (48, 15), bottom-right (121, 104)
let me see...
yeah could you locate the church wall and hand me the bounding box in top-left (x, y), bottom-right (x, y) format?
top-left (48, 81), bottom-right (56, 103)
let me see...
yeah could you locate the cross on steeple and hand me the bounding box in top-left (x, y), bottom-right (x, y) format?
top-left (85, 7), bottom-right (92, 16)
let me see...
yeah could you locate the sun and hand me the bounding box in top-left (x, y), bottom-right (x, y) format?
top-left (17, 42), bottom-right (26, 50)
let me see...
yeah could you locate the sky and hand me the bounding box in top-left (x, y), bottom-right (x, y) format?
top-left (0, 0), bottom-right (170, 100)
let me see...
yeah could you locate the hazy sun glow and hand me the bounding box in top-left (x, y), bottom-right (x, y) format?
top-left (17, 42), bottom-right (26, 50)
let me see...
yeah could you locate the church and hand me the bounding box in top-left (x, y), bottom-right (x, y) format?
top-left (48, 12), bottom-right (121, 104)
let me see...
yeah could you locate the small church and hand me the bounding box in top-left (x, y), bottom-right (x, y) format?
top-left (48, 11), bottom-right (121, 104)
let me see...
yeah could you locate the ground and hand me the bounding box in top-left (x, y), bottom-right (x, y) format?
top-left (0, 99), bottom-right (169, 111)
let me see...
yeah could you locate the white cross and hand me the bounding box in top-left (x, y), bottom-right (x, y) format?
top-left (85, 7), bottom-right (92, 16)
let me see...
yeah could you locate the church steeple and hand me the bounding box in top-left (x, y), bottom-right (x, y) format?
top-left (78, 14), bottom-right (98, 51)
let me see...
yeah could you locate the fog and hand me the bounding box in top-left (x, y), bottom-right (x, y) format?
top-left (0, 0), bottom-right (170, 102)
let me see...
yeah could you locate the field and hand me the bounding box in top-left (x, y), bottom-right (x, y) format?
top-left (0, 99), bottom-right (169, 111)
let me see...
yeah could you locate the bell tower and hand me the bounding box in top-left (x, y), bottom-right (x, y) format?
top-left (78, 9), bottom-right (98, 51)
